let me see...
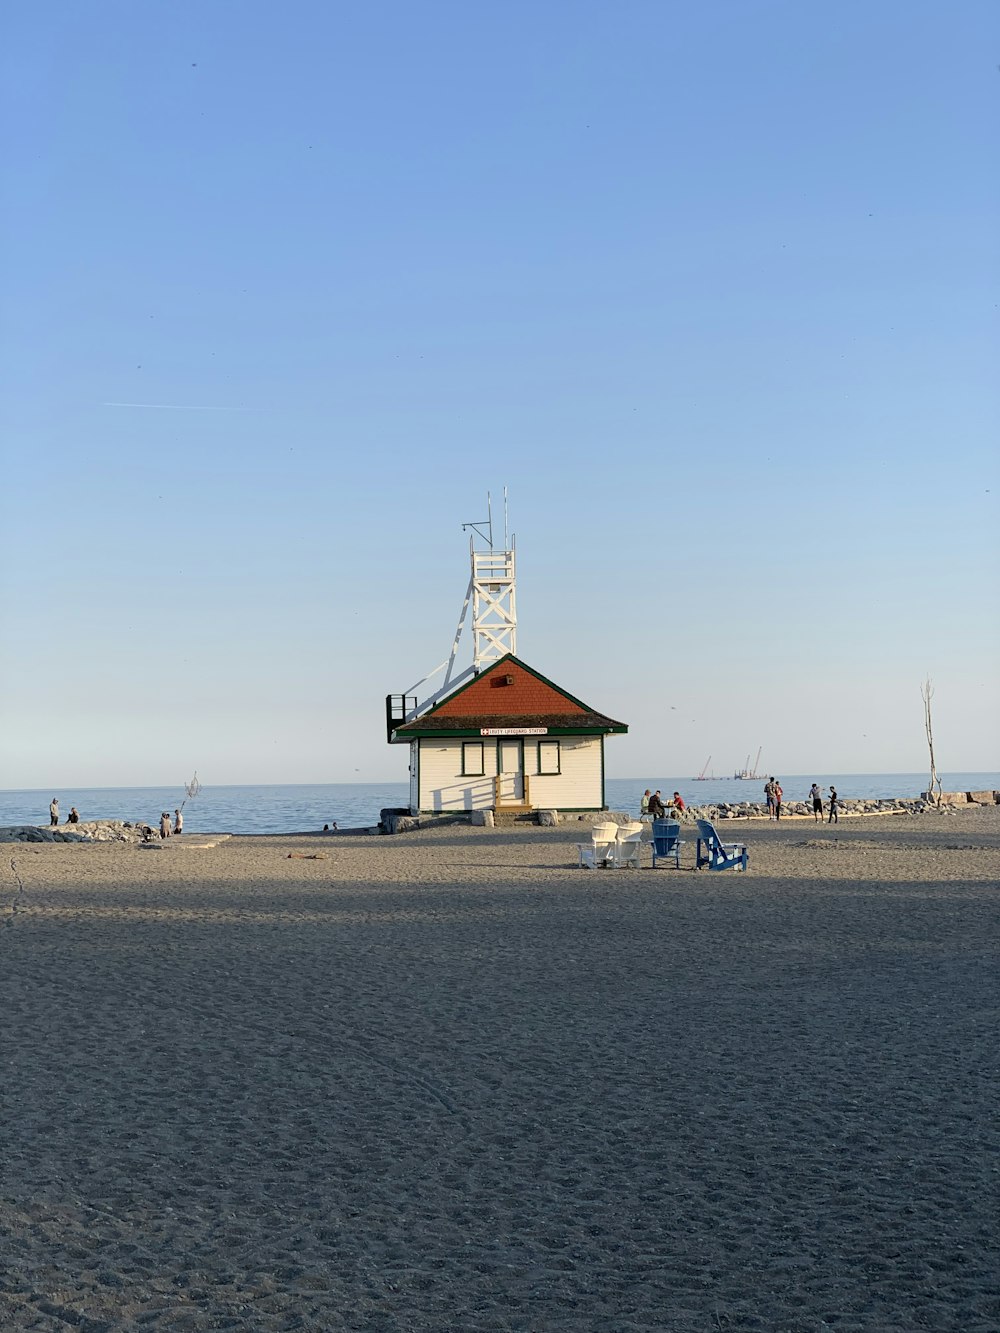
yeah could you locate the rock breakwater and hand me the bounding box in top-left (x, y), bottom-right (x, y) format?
top-left (0, 821), bottom-right (151, 844)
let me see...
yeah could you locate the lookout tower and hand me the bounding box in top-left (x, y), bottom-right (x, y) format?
top-left (464, 491), bottom-right (517, 673)
top-left (385, 490), bottom-right (517, 737)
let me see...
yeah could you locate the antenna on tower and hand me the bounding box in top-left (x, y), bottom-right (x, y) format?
top-left (462, 492), bottom-right (494, 549)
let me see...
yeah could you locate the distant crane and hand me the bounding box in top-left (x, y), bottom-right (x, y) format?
top-left (734, 747), bottom-right (763, 780)
top-left (693, 756), bottom-right (713, 780)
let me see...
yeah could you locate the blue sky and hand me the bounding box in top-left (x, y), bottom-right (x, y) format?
top-left (2, 0), bottom-right (997, 787)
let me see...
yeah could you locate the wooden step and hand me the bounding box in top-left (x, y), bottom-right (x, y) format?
top-left (492, 808), bottom-right (536, 827)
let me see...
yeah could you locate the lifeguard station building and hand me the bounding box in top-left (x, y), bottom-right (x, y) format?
top-left (385, 496), bottom-right (626, 816)
top-left (389, 653), bottom-right (626, 815)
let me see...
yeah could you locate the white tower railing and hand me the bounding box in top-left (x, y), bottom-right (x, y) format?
top-left (471, 539), bottom-right (516, 671)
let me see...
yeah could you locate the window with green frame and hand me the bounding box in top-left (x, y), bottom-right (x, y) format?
top-left (537, 739), bottom-right (561, 774)
top-left (462, 741), bottom-right (485, 776)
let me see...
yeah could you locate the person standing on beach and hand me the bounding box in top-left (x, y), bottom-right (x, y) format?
top-left (773, 780), bottom-right (783, 821)
top-left (173, 808), bottom-right (183, 835)
top-left (809, 783), bottom-right (823, 822)
top-left (764, 779), bottom-right (775, 820)
top-left (828, 787), bottom-right (839, 824)
top-left (160, 811), bottom-right (172, 839)
top-left (49, 798), bottom-right (59, 826)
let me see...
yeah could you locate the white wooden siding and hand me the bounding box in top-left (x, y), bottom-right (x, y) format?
top-left (417, 735), bottom-right (605, 811)
top-left (418, 741), bottom-right (498, 811)
top-left (525, 736), bottom-right (604, 809)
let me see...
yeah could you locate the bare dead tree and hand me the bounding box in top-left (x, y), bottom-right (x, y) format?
top-left (180, 770), bottom-right (202, 812)
top-left (920, 679), bottom-right (942, 807)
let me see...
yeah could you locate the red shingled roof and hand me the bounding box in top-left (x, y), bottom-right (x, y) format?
top-left (392, 655), bottom-right (627, 738)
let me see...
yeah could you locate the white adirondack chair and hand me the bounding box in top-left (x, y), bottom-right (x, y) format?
top-left (610, 822), bottom-right (645, 869)
top-left (577, 822), bottom-right (619, 868)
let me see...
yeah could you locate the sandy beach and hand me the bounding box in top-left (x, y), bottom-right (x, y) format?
top-left (2, 807), bottom-right (998, 1331)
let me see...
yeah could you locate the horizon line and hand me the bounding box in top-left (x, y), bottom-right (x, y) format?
top-left (3, 769), bottom-right (997, 794)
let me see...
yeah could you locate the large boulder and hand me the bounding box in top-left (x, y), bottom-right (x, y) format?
top-left (0, 826), bottom-right (57, 843)
top-left (0, 825), bottom-right (96, 843)
top-left (381, 813), bottom-right (420, 834)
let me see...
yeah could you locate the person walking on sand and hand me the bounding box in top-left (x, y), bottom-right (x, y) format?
top-left (160, 811), bottom-right (172, 839)
top-left (828, 787), bottom-right (839, 824)
top-left (809, 783), bottom-right (823, 822)
top-left (764, 779), bottom-right (775, 821)
top-left (49, 798), bottom-right (59, 826)
top-left (639, 789), bottom-right (651, 820)
top-left (773, 780), bottom-right (783, 821)
top-left (173, 808), bottom-right (183, 835)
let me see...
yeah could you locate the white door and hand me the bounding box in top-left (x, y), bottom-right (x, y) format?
top-left (409, 742), bottom-right (419, 813)
top-left (498, 740), bottom-right (524, 801)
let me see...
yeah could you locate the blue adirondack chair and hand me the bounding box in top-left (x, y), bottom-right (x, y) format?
top-left (695, 819), bottom-right (748, 872)
top-left (651, 819), bottom-right (685, 868)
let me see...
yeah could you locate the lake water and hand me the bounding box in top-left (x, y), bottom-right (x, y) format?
top-left (2, 774), bottom-right (997, 835)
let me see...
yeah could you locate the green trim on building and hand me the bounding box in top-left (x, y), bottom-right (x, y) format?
top-left (395, 725), bottom-right (622, 740)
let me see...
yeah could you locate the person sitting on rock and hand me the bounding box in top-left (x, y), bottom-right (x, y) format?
top-left (67, 807), bottom-right (80, 823)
